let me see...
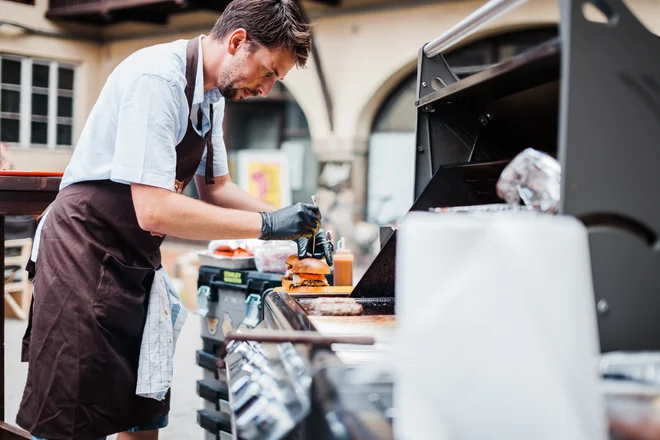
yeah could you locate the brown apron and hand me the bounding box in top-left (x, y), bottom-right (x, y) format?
top-left (17, 36), bottom-right (216, 440)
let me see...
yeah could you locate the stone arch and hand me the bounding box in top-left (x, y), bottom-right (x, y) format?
top-left (354, 59), bottom-right (417, 142)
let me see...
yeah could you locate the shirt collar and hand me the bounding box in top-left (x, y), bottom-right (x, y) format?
top-left (194, 35), bottom-right (222, 105)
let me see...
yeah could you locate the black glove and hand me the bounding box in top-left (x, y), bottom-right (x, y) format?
top-left (296, 229), bottom-right (334, 266)
top-left (259, 203), bottom-right (321, 241)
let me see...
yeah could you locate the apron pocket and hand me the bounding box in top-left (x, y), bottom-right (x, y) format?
top-left (93, 252), bottom-right (154, 338)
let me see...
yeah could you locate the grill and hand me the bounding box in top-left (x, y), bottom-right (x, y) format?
top-left (222, 290), bottom-right (397, 440)
top-left (194, 0), bottom-right (660, 438)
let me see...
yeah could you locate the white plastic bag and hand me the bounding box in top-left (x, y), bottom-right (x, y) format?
top-left (253, 241), bottom-right (297, 273)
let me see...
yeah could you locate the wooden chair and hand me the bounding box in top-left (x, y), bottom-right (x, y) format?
top-left (4, 238), bottom-right (32, 320)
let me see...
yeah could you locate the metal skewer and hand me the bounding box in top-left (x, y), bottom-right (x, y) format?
top-left (311, 194), bottom-right (319, 254)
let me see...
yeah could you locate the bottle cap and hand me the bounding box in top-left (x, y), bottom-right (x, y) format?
top-left (335, 237), bottom-right (351, 255)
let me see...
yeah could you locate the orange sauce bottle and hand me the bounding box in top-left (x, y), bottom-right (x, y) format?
top-left (333, 237), bottom-right (353, 286)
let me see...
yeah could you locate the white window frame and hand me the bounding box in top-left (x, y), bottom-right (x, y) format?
top-left (0, 54), bottom-right (77, 149)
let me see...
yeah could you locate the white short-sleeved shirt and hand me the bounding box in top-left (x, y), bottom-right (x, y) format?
top-left (60, 36), bottom-right (228, 192)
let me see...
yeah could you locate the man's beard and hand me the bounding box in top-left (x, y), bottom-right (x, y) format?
top-left (217, 70), bottom-right (258, 101)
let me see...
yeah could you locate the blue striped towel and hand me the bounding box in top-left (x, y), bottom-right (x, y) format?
top-left (136, 268), bottom-right (188, 401)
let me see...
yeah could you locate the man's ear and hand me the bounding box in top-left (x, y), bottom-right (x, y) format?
top-left (227, 28), bottom-right (247, 56)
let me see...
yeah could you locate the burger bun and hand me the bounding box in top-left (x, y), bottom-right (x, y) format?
top-left (292, 257), bottom-right (330, 275)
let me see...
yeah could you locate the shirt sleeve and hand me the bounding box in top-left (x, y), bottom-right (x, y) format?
top-left (110, 74), bottom-right (183, 192)
top-left (196, 99), bottom-right (229, 178)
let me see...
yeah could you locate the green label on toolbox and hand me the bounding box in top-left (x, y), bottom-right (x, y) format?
top-left (223, 270), bottom-right (244, 284)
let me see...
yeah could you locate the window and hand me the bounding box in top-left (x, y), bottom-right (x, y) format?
top-left (0, 55), bottom-right (76, 148)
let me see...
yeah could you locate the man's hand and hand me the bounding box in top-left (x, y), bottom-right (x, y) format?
top-left (259, 203), bottom-right (321, 241)
top-left (296, 229), bottom-right (334, 266)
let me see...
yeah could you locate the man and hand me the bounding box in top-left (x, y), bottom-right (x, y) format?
top-left (17, 1), bottom-right (330, 439)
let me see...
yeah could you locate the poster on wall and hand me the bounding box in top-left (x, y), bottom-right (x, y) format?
top-left (236, 150), bottom-right (291, 208)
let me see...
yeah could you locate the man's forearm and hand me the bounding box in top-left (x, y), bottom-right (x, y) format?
top-left (196, 175), bottom-right (276, 213)
top-left (216, 181), bottom-right (277, 212)
top-left (131, 183), bottom-right (263, 240)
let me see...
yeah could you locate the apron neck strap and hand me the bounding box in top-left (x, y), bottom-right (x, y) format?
top-left (204, 104), bottom-right (215, 185)
top-left (186, 36), bottom-right (215, 185)
top-left (197, 106), bottom-right (215, 185)
top-left (184, 36), bottom-right (200, 112)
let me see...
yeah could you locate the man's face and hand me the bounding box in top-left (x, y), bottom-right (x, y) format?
top-left (217, 37), bottom-right (296, 101)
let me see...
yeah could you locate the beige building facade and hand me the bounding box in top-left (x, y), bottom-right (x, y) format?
top-left (2, 0), bottom-right (659, 232)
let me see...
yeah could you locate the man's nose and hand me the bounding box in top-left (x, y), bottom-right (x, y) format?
top-left (259, 79), bottom-right (276, 97)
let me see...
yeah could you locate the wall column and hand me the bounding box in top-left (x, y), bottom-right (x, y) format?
top-left (312, 135), bottom-right (371, 254)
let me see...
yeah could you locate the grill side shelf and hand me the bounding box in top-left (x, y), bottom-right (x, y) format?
top-left (416, 38), bottom-right (560, 108)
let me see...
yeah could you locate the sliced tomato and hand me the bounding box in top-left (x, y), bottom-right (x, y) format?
top-left (214, 250), bottom-right (235, 257)
top-left (213, 247), bottom-right (254, 258)
top-left (233, 248), bottom-right (254, 257)
top-left (298, 273), bottom-right (326, 281)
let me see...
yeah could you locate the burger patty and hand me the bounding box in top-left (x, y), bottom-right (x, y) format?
top-left (281, 276), bottom-right (328, 290)
top-left (299, 279), bottom-right (329, 287)
top-left (313, 297), bottom-right (358, 304)
top-left (309, 297), bottom-right (363, 316)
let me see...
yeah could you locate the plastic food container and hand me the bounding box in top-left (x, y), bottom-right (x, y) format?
top-left (253, 241), bottom-right (298, 273)
top-left (198, 239), bottom-right (260, 270)
top-left (197, 252), bottom-right (256, 270)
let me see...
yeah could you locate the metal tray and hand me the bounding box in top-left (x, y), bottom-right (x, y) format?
top-left (197, 251), bottom-right (256, 270)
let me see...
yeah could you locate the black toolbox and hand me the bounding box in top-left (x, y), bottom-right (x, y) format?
top-left (195, 265), bottom-right (289, 439)
top-left (197, 266), bottom-right (284, 342)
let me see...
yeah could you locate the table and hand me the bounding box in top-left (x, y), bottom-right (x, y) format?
top-left (0, 173), bottom-right (61, 439)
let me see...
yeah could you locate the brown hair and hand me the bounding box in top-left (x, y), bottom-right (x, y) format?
top-left (211, 0), bottom-right (312, 68)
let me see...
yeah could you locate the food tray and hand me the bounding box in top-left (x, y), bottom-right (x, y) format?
top-left (197, 251), bottom-right (256, 270)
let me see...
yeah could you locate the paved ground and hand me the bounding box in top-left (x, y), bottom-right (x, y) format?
top-left (5, 316), bottom-right (206, 440)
